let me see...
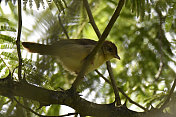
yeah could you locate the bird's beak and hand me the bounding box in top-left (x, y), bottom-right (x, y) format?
top-left (115, 55), bottom-right (120, 60)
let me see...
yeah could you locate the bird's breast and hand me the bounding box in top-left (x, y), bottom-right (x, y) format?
top-left (86, 51), bottom-right (106, 74)
top-left (55, 44), bottom-right (94, 75)
top-left (55, 45), bottom-right (106, 75)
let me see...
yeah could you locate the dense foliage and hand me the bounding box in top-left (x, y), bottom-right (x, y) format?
top-left (0, 0), bottom-right (176, 116)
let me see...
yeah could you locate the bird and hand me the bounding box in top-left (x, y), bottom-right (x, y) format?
top-left (22, 39), bottom-right (120, 75)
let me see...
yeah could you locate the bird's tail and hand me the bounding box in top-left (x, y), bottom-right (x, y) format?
top-left (22, 42), bottom-right (53, 55)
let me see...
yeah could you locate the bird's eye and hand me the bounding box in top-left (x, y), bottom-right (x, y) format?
top-left (107, 46), bottom-right (113, 52)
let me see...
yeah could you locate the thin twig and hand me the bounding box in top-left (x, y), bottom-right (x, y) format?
top-left (154, 5), bottom-right (165, 81)
top-left (95, 69), bottom-right (111, 84)
top-left (96, 69), bottom-right (122, 106)
top-left (106, 61), bottom-right (121, 105)
top-left (13, 97), bottom-right (43, 117)
top-left (83, 0), bottom-right (124, 105)
top-left (117, 87), bottom-right (148, 111)
top-left (74, 112), bottom-right (79, 117)
top-left (16, 0), bottom-right (23, 81)
top-left (72, 0), bottom-right (124, 88)
top-left (160, 78), bottom-right (176, 110)
top-left (96, 70), bottom-right (148, 111)
top-left (99, 0), bottom-right (125, 42)
top-left (83, 0), bottom-right (101, 38)
top-left (43, 113), bottom-right (78, 117)
top-left (58, 15), bottom-right (70, 39)
top-left (14, 97), bottom-right (78, 117)
top-left (155, 61), bottom-right (163, 80)
top-left (84, 0), bottom-right (147, 110)
top-left (0, 56), bottom-right (11, 72)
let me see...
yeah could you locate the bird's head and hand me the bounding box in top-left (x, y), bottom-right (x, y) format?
top-left (102, 41), bottom-right (120, 60)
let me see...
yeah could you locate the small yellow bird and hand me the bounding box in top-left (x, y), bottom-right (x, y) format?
top-left (22, 39), bottom-right (120, 75)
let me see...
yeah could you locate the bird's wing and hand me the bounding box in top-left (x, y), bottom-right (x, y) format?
top-left (53, 39), bottom-right (97, 46)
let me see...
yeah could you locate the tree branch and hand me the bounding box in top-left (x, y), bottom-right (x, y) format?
top-left (160, 77), bottom-right (176, 110)
top-left (83, 0), bottom-right (101, 38)
top-left (13, 97), bottom-right (42, 117)
top-left (117, 87), bottom-right (148, 111)
top-left (95, 69), bottom-right (147, 111)
top-left (72, 0), bottom-right (125, 89)
top-left (100, 0), bottom-right (124, 42)
top-left (95, 69), bottom-right (111, 84)
top-left (16, 0), bottom-right (23, 81)
top-left (14, 97), bottom-right (78, 117)
top-left (0, 78), bottom-right (174, 117)
top-left (58, 15), bottom-right (70, 40)
top-left (106, 61), bottom-right (121, 105)
top-left (83, 0), bottom-right (124, 105)
top-left (154, 4), bottom-right (165, 81)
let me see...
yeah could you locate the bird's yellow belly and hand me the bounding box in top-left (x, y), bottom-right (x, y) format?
top-left (86, 54), bottom-right (105, 74)
top-left (56, 51), bottom-right (105, 75)
top-left (57, 56), bottom-right (83, 75)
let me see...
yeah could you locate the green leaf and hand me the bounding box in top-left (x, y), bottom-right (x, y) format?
top-left (0, 44), bottom-right (16, 49)
top-left (1, 52), bottom-right (18, 61)
top-left (165, 3), bottom-right (175, 32)
top-left (47, 105), bottom-right (60, 116)
top-left (0, 34), bottom-right (16, 44)
top-left (0, 25), bottom-right (16, 32)
top-left (0, 17), bottom-right (9, 23)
